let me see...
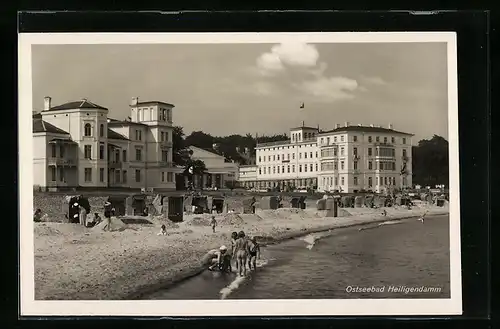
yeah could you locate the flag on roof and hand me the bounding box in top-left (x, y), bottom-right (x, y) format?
top-left (299, 102), bottom-right (305, 109)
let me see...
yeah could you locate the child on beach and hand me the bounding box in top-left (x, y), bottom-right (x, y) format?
top-left (210, 216), bottom-right (217, 233)
top-left (247, 236), bottom-right (261, 271)
top-left (157, 224), bottom-right (167, 235)
top-left (418, 210), bottom-right (428, 223)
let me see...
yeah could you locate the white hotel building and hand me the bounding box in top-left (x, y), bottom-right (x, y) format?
top-left (243, 122), bottom-right (413, 193)
top-left (32, 96), bottom-right (180, 191)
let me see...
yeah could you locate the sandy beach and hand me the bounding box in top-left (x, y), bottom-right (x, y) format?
top-left (34, 205), bottom-right (448, 300)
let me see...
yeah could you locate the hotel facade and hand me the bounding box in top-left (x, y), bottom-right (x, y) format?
top-left (239, 123), bottom-right (413, 193)
top-left (32, 96), bottom-right (180, 191)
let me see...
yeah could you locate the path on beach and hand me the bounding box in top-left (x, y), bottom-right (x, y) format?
top-left (145, 214), bottom-right (450, 300)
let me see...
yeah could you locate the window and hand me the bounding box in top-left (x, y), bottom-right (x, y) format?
top-left (100, 124), bottom-right (104, 137)
top-left (341, 161), bottom-right (345, 170)
top-left (341, 177), bottom-right (345, 185)
top-left (368, 177), bottom-right (373, 187)
top-left (268, 167), bottom-right (271, 174)
top-left (268, 156), bottom-right (271, 161)
top-left (161, 132), bottom-right (165, 141)
top-left (99, 144), bottom-right (105, 160)
top-left (304, 152), bottom-right (307, 159)
top-left (353, 136), bottom-right (358, 142)
top-left (321, 138), bottom-right (324, 144)
top-left (50, 167), bottom-right (56, 181)
top-left (354, 161), bottom-right (358, 170)
top-left (354, 177), bottom-right (358, 185)
top-left (287, 165), bottom-right (290, 173)
top-left (403, 138), bottom-right (406, 144)
top-left (315, 151), bottom-right (318, 158)
top-left (315, 163), bottom-right (318, 171)
top-left (341, 147), bottom-right (344, 156)
top-left (51, 144), bottom-right (56, 157)
top-left (292, 134), bottom-right (295, 142)
top-left (292, 153), bottom-right (295, 159)
top-left (273, 155), bottom-right (276, 161)
top-left (292, 165), bottom-right (295, 173)
top-left (263, 167), bottom-right (266, 174)
top-left (84, 168), bottom-right (92, 182)
top-left (123, 170), bottom-right (127, 183)
top-left (384, 177), bottom-right (388, 185)
top-left (334, 148), bottom-right (338, 156)
top-left (282, 166), bottom-right (284, 173)
top-left (59, 145), bottom-right (64, 158)
top-left (334, 162), bottom-right (338, 170)
top-left (258, 156), bottom-right (261, 162)
top-left (299, 165), bottom-right (302, 172)
top-left (115, 170), bottom-right (120, 183)
top-left (304, 165), bottom-right (308, 172)
top-left (384, 137), bottom-right (388, 143)
top-left (299, 153), bottom-right (302, 159)
top-left (376, 177), bottom-right (379, 185)
top-left (376, 136), bottom-right (380, 142)
top-left (393, 177), bottom-right (396, 185)
top-left (84, 145), bottom-right (92, 159)
top-left (310, 152), bottom-right (313, 158)
top-left (135, 148), bottom-right (142, 161)
top-left (135, 169), bottom-right (141, 182)
top-left (277, 154), bottom-right (280, 161)
top-left (310, 164), bottom-right (314, 172)
top-left (167, 172), bottom-right (173, 182)
top-left (84, 123), bottom-right (92, 136)
top-left (335, 177), bottom-right (338, 186)
top-left (122, 150), bottom-right (127, 162)
top-left (287, 153), bottom-right (290, 160)
top-left (327, 137), bottom-right (330, 144)
top-left (391, 137), bottom-right (395, 143)
top-left (162, 172), bottom-right (165, 182)
top-left (99, 168), bottom-right (104, 182)
top-left (277, 166), bottom-right (280, 174)
top-left (403, 149), bottom-right (407, 157)
top-left (368, 161), bottom-right (373, 170)
top-left (58, 167), bottom-right (64, 182)
top-left (368, 136), bottom-right (372, 143)
top-left (368, 148), bottom-right (372, 156)
top-left (353, 147), bottom-right (358, 156)
top-left (334, 136), bottom-right (337, 143)
top-left (341, 136), bottom-right (344, 142)
top-left (259, 168), bottom-right (262, 175)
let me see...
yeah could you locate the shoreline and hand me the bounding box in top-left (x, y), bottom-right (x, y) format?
top-left (127, 212), bottom-right (449, 300)
top-left (34, 207), bottom-right (448, 300)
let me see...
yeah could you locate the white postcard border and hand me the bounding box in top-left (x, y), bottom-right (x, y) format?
top-left (19, 32), bottom-right (461, 316)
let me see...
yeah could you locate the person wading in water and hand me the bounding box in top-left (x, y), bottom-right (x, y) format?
top-left (233, 231), bottom-right (249, 276)
top-left (247, 236), bottom-right (261, 271)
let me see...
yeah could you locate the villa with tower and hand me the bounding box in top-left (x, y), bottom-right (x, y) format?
top-left (32, 96), bottom-right (180, 191)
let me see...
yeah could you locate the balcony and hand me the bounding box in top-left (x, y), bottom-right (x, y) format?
top-left (374, 142), bottom-right (394, 147)
top-left (108, 161), bottom-right (122, 169)
top-left (160, 141), bottom-right (173, 149)
top-left (47, 157), bottom-right (76, 167)
top-left (159, 161), bottom-right (174, 168)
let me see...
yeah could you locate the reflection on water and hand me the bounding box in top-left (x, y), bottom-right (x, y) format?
top-left (145, 215), bottom-right (450, 300)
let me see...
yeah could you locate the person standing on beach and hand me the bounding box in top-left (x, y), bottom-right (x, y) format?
top-left (230, 231), bottom-right (239, 271)
top-left (210, 216), bottom-right (217, 233)
top-left (233, 231), bottom-right (249, 276)
top-left (247, 236), bottom-right (261, 271)
top-left (103, 201), bottom-right (113, 231)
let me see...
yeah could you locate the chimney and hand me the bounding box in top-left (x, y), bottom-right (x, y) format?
top-left (388, 123), bottom-right (394, 129)
top-left (345, 121), bottom-right (350, 127)
top-left (43, 96), bottom-right (51, 111)
top-left (335, 123), bottom-right (341, 129)
top-left (130, 97), bottom-right (139, 106)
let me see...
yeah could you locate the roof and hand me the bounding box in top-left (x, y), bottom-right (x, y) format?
top-left (33, 118), bottom-right (70, 134)
top-left (131, 101), bottom-right (175, 107)
top-left (107, 119), bottom-right (148, 127)
top-left (107, 129), bottom-right (129, 141)
top-left (290, 126), bottom-right (319, 131)
top-left (318, 126), bottom-right (414, 136)
top-left (45, 99), bottom-right (108, 112)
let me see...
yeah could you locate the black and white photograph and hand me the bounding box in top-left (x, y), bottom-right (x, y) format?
top-left (19, 32), bottom-right (461, 316)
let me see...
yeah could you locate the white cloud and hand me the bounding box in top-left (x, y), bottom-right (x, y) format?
top-left (253, 81), bottom-right (278, 96)
top-left (361, 76), bottom-right (387, 86)
top-left (256, 42), bottom-right (319, 75)
top-left (297, 76), bottom-right (359, 102)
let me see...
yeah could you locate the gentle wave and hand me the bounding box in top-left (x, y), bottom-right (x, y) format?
top-left (219, 259), bottom-right (269, 299)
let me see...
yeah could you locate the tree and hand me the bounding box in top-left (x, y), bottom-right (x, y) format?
top-left (412, 135), bottom-right (449, 187)
top-left (172, 126), bottom-right (192, 166)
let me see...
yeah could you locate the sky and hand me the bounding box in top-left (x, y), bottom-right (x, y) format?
top-left (31, 42), bottom-right (449, 142)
